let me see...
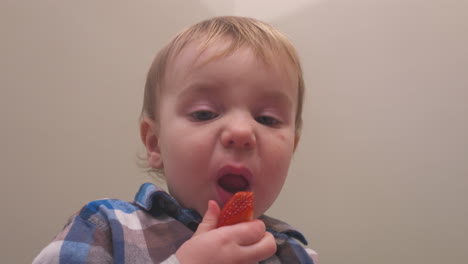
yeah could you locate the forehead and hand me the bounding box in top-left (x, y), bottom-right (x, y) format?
top-left (160, 40), bottom-right (299, 119)
top-left (165, 39), bottom-right (298, 90)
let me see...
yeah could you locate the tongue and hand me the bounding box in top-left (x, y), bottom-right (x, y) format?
top-left (218, 174), bottom-right (248, 193)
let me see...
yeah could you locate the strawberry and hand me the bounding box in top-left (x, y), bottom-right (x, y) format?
top-left (217, 191), bottom-right (254, 228)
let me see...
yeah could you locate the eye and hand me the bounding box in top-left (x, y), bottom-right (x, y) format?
top-left (255, 115), bottom-right (280, 126)
top-left (190, 110), bottom-right (219, 121)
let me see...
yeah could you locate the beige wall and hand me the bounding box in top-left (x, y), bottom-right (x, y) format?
top-left (1, 0), bottom-right (467, 263)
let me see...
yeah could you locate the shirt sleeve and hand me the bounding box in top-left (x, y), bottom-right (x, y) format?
top-left (33, 212), bottom-right (113, 264)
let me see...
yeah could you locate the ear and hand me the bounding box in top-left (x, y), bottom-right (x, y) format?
top-left (140, 117), bottom-right (163, 169)
top-left (293, 133), bottom-right (301, 152)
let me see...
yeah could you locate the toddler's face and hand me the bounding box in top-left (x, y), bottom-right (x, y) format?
top-left (150, 40), bottom-right (299, 218)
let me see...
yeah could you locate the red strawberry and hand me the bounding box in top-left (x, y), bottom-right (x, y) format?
top-left (217, 191), bottom-right (254, 228)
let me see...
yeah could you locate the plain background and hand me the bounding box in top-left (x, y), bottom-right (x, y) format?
top-left (2, 0), bottom-right (468, 263)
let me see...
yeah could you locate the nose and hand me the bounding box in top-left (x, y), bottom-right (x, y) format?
top-left (220, 115), bottom-right (256, 150)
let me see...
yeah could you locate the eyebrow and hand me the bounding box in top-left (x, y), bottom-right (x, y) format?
top-left (177, 81), bottom-right (294, 111)
top-left (177, 82), bottom-right (221, 99)
top-left (256, 89), bottom-right (294, 111)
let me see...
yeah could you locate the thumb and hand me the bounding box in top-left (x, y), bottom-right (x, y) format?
top-left (194, 200), bottom-right (220, 236)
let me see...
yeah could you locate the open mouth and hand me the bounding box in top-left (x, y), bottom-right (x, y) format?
top-left (218, 173), bottom-right (250, 194)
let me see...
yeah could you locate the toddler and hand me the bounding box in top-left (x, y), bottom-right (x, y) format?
top-left (34, 16), bottom-right (319, 264)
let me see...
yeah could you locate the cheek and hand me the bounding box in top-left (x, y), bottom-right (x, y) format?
top-left (162, 140), bottom-right (200, 172)
top-left (159, 129), bottom-right (214, 184)
top-left (270, 131), bottom-right (296, 160)
top-left (278, 133), bottom-right (287, 141)
top-left (254, 133), bottom-right (295, 213)
top-left (161, 138), bottom-right (210, 211)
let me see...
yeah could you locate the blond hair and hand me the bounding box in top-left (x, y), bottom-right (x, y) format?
top-left (140, 16), bottom-right (305, 178)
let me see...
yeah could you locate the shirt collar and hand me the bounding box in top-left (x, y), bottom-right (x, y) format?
top-left (134, 182), bottom-right (201, 231)
top-left (134, 183), bottom-right (308, 245)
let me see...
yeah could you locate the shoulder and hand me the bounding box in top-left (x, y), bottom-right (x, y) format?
top-left (76, 198), bottom-right (141, 228)
top-left (34, 197), bottom-right (173, 264)
top-left (33, 198), bottom-right (134, 264)
top-left (79, 198), bottom-right (139, 219)
top-left (76, 198), bottom-right (180, 237)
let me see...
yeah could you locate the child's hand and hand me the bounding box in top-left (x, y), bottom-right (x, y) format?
top-left (175, 200), bottom-right (277, 264)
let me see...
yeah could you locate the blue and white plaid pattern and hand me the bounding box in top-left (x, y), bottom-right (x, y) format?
top-left (34, 183), bottom-right (318, 263)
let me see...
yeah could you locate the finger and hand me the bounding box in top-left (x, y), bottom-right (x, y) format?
top-left (240, 231), bottom-right (277, 262)
top-left (223, 219), bottom-right (266, 246)
top-left (194, 200), bottom-right (220, 236)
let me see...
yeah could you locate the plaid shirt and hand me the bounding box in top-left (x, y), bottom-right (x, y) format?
top-left (34, 183), bottom-right (318, 264)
